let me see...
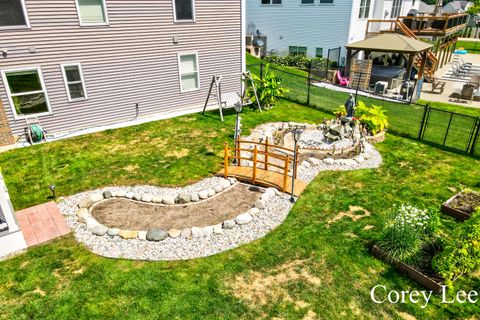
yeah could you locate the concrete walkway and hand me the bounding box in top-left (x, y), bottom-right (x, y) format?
top-left (15, 201), bottom-right (70, 247)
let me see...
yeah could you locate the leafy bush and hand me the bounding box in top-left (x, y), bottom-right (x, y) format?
top-left (433, 210), bottom-right (480, 286)
top-left (356, 101), bottom-right (389, 135)
top-left (264, 54), bottom-right (325, 70)
top-left (250, 64), bottom-right (288, 109)
top-left (377, 204), bottom-right (441, 267)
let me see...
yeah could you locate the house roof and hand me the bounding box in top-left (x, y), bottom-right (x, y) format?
top-left (345, 34), bottom-right (433, 54)
top-left (418, 0), bottom-right (435, 13)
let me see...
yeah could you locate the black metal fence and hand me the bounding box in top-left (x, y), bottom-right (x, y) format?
top-left (248, 62), bottom-right (480, 157)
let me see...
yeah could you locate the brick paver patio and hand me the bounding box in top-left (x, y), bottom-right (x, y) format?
top-left (15, 201), bottom-right (70, 247)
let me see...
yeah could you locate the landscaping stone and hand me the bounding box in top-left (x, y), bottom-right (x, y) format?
top-left (191, 193), bottom-right (200, 202)
top-left (78, 197), bottom-right (93, 208)
top-left (191, 227), bottom-right (203, 237)
top-left (90, 194), bottom-right (104, 203)
top-left (141, 194), bottom-right (153, 203)
top-left (202, 226), bottom-right (214, 236)
top-left (207, 188), bottom-right (215, 197)
top-left (223, 220), bottom-right (236, 229)
top-left (228, 177), bottom-right (237, 185)
top-left (103, 191), bottom-right (112, 199)
top-left (220, 180), bottom-right (231, 189)
top-left (146, 229), bottom-right (168, 241)
top-left (92, 225), bottom-right (108, 236)
top-left (119, 230), bottom-right (138, 240)
top-left (355, 155), bottom-right (365, 163)
top-left (107, 228), bottom-right (120, 236)
top-left (132, 194), bottom-right (142, 201)
top-left (213, 184), bottom-right (223, 193)
top-left (181, 228), bottom-right (192, 239)
top-left (176, 193), bottom-right (191, 204)
top-left (116, 190), bottom-right (126, 198)
top-left (308, 157), bottom-right (321, 166)
top-left (138, 231), bottom-right (147, 241)
top-left (152, 196), bottom-right (163, 204)
top-left (213, 224), bottom-right (223, 234)
top-left (198, 190), bottom-right (209, 199)
top-left (125, 192), bottom-right (134, 199)
top-left (76, 208), bottom-right (89, 223)
top-left (255, 199), bottom-right (266, 210)
top-left (301, 161), bottom-right (311, 168)
top-left (85, 217), bottom-right (100, 230)
top-left (168, 229), bottom-right (182, 238)
top-left (162, 196), bottom-right (175, 205)
top-left (324, 158), bottom-right (335, 165)
top-left (248, 208), bottom-right (260, 216)
top-left (235, 213), bottom-right (253, 225)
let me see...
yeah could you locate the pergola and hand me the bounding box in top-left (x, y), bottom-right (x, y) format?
top-left (345, 33), bottom-right (434, 80)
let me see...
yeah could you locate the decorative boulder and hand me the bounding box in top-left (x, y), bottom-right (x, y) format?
top-left (213, 224), bottom-right (223, 234)
top-left (255, 199), bottom-right (266, 210)
top-left (248, 208), bottom-right (260, 216)
top-left (168, 229), bottom-right (182, 238)
top-left (152, 196), bottom-right (163, 204)
top-left (90, 194), bottom-right (104, 203)
top-left (141, 194), bottom-right (153, 202)
top-left (162, 196), bottom-right (175, 205)
top-left (103, 191), bottom-right (112, 199)
top-left (235, 213), bottom-right (253, 225)
top-left (308, 157), bottom-right (321, 166)
top-left (207, 189), bottom-right (215, 197)
top-left (223, 220), bottom-right (236, 229)
top-left (116, 190), bottom-right (126, 198)
top-left (78, 197), bottom-right (93, 209)
top-left (176, 193), bottom-right (191, 204)
top-left (198, 190), bottom-right (209, 199)
top-left (228, 177), bottom-right (237, 185)
top-left (213, 184), bottom-right (223, 193)
top-left (191, 227), bottom-right (203, 237)
top-left (91, 225), bottom-right (108, 236)
top-left (181, 228), bottom-right (192, 239)
top-left (76, 208), bottom-right (89, 223)
top-left (124, 192), bottom-right (134, 199)
top-left (146, 229), bottom-right (168, 241)
top-left (132, 194), bottom-right (142, 201)
top-left (138, 231), bottom-right (147, 241)
top-left (86, 217), bottom-right (100, 230)
top-left (191, 193), bottom-right (200, 202)
top-left (107, 228), bottom-right (120, 236)
top-left (323, 158), bottom-right (335, 165)
top-left (202, 226), bottom-right (214, 236)
top-left (220, 180), bottom-right (231, 189)
top-left (119, 230), bottom-right (138, 240)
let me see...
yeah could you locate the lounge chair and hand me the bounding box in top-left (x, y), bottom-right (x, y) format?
top-left (336, 70), bottom-right (349, 87)
top-left (457, 83), bottom-right (476, 103)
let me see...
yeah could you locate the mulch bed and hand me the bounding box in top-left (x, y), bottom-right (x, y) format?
top-left (91, 184), bottom-right (262, 230)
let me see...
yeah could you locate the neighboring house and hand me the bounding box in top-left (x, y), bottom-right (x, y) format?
top-left (0, 0), bottom-right (245, 144)
top-left (0, 172), bottom-right (27, 258)
top-left (442, 1), bottom-right (473, 13)
top-left (418, 0), bottom-right (435, 13)
top-left (246, 0), bottom-right (419, 60)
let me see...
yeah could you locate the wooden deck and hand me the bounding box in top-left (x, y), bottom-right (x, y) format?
top-left (220, 166), bottom-right (308, 197)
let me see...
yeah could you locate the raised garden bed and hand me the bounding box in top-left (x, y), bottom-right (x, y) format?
top-left (372, 245), bottom-right (445, 293)
top-left (441, 190), bottom-right (480, 221)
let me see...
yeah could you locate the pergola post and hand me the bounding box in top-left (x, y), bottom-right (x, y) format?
top-left (417, 51), bottom-right (427, 79)
top-left (345, 49), bottom-right (352, 75)
top-left (406, 54), bottom-right (415, 80)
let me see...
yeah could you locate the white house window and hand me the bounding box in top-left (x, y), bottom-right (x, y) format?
top-left (359, 0), bottom-right (371, 18)
top-left (301, 0), bottom-right (314, 4)
top-left (76, 0), bottom-right (108, 25)
top-left (261, 0), bottom-right (282, 4)
top-left (1, 68), bottom-right (51, 118)
top-left (316, 48), bottom-right (323, 58)
top-left (391, 0), bottom-right (403, 18)
top-left (319, 0), bottom-right (334, 3)
top-left (174, 0), bottom-right (195, 21)
top-left (289, 46), bottom-right (307, 56)
top-left (0, 0), bottom-right (29, 28)
top-left (178, 53), bottom-right (200, 92)
top-left (61, 64), bottom-right (87, 102)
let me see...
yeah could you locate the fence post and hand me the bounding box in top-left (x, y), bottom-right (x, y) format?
top-left (469, 117), bottom-right (480, 155)
top-left (283, 157), bottom-right (289, 193)
top-left (294, 145), bottom-right (299, 179)
top-left (252, 146), bottom-right (257, 184)
top-left (224, 142), bottom-right (229, 178)
top-left (236, 137), bottom-right (241, 166)
top-left (418, 103), bottom-right (429, 140)
top-left (260, 63), bottom-right (264, 80)
top-left (264, 138), bottom-right (269, 170)
top-left (307, 60), bottom-right (312, 105)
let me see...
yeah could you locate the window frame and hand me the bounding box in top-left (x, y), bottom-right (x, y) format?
top-left (261, 0), bottom-right (282, 5)
top-left (359, 0), bottom-right (371, 19)
top-left (0, 67), bottom-right (52, 120)
top-left (60, 63), bottom-right (88, 102)
top-left (0, 0), bottom-right (31, 30)
top-left (172, 0), bottom-right (196, 23)
top-left (316, 48), bottom-right (323, 58)
top-left (289, 46), bottom-right (308, 56)
top-left (75, 0), bottom-right (110, 27)
top-left (300, 0), bottom-right (314, 5)
top-left (177, 52), bottom-right (200, 93)
top-left (319, 0), bottom-right (334, 4)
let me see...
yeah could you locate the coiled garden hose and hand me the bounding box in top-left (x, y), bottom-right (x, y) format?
top-left (28, 123), bottom-right (45, 143)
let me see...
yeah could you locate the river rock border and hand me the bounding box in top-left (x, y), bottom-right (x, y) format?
top-left (59, 177), bottom-right (293, 261)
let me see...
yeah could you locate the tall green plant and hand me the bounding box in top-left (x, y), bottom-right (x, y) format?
top-left (356, 101), bottom-right (389, 135)
top-left (433, 210), bottom-right (480, 286)
top-left (250, 64), bottom-right (288, 109)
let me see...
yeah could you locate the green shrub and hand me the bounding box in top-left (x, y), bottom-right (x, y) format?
top-left (250, 64), bottom-right (288, 109)
top-left (433, 210), bottom-right (480, 286)
top-left (263, 54), bottom-right (325, 70)
top-left (356, 101), bottom-right (389, 135)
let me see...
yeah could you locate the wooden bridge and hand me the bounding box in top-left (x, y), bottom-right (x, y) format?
top-left (220, 139), bottom-right (308, 197)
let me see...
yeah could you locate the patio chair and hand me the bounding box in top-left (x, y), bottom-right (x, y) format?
top-left (451, 65), bottom-right (469, 78)
top-left (336, 70), bottom-right (349, 87)
top-left (457, 83), bottom-right (476, 104)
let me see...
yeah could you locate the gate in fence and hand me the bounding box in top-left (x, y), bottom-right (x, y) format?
top-left (418, 104), bottom-right (480, 155)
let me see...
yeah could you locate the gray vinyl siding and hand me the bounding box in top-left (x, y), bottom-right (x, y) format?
top-left (0, 0), bottom-right (242, 136)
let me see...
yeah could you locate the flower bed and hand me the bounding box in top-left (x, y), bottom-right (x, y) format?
top-left (441, 190), bottom-right (480, 221)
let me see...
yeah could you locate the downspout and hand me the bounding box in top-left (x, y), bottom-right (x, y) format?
top-left (241, 0), bottom-right (246, 92)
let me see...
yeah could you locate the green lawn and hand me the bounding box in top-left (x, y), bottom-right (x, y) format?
top-left (456, 39), bottom-right (480, 54)
top-left (0, 98), bottom-right (479, 319)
